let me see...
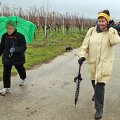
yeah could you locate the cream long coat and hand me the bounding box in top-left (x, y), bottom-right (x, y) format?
top-left (80, 26), bottom-right (120, 83)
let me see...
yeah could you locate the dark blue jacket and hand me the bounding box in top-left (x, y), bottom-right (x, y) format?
top-left (0, 30), bottom-right (27, 66)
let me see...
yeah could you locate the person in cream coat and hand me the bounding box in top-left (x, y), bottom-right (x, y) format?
top-left (78, 10), bottom-right (120, 120)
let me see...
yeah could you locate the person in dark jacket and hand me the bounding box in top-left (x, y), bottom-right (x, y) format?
top-left (0, 20), bottom-right (27, 95)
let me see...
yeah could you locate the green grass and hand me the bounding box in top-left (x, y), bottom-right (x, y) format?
top-left (0, 28), bottom-right (86, 80)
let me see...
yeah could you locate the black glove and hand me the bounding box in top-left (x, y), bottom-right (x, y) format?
top-left (9, 47), bottom-right (15, 53)
top-left (78, 57), bottom-right (85, 65)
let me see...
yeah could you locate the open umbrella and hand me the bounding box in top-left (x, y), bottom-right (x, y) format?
top-left (74, 64), bottom-right (83, 107)
top-left (0, 16), bottom-right (36, 44)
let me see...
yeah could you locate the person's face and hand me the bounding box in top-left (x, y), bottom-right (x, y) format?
top-left (98, 17), bottom-right (108, 30)
top-left (6, 25), bottom-right (15, 35)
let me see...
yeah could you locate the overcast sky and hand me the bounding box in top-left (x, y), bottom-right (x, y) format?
top-left (1, 0), bottom-right (120, 20)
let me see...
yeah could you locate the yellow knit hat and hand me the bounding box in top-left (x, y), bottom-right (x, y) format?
top-left (98, 13), bottom-right (110, 22)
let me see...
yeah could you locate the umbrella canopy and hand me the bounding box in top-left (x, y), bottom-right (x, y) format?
top-left (0, 16), bottom-right (36, 44)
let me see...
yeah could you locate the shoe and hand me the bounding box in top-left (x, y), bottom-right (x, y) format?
top-left (94, 110), bottom-right (103, 120)
top-left (0, 88), bottom-right (11, 96)
top-left (92, 94), bottom-right (95, 101)
top-left (6, 88), bottom-right (11, 93)
top-left (19, 79), bottom-right (25, 86)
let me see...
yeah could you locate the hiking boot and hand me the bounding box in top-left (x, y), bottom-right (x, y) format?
top-left (0, 88), bottom-right (11, 96)
top-left (94, 110), bottom-right (103, 120)
top-left (19, 79), bottom-right (25, 86)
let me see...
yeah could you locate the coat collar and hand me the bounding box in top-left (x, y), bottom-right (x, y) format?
top-left (96, 25), bottom-right (104, 33)
top-left (96, 25), bottom-right (109, 33)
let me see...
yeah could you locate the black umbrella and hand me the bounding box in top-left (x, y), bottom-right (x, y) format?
top-left (74, 64), bottom-right (83, 107)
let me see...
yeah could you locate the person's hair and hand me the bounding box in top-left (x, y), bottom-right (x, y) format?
top-left (6, 20), bottom-right (16, 28)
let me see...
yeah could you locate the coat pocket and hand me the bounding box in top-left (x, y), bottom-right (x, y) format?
top-left (101, 61), bottom-right (113, 76)
top-left (88, 62), bottom-right (96, 74)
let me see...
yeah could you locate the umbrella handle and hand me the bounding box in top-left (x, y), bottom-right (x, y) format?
top-left (78, 64), bottom-right (81, 74)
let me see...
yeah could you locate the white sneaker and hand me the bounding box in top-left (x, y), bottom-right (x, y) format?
top-left (0, 88), bottom-right (11, 96)
top-left (19, 79), bottom-right (25, 86)
top-left (6, 88), bottom-right (11, 93)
